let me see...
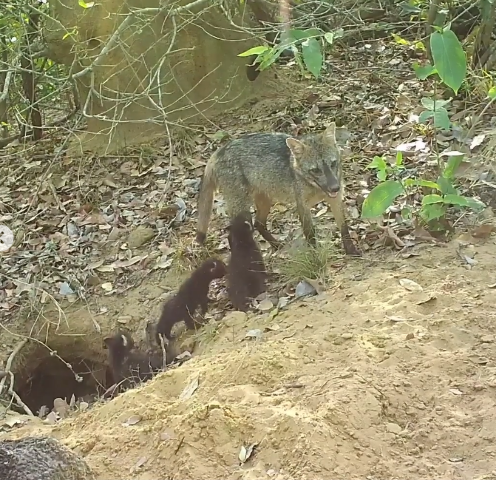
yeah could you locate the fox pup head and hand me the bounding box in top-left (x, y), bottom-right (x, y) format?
top-left (286, 122), bottom-right (342, 198)
top-left (227, 213), bottom-right (254, 248)
top-left (201, 257), bottom-right (227, 279)
top-left (103, 332), bottom-right (134, 354)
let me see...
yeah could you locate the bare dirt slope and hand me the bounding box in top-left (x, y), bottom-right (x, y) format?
top-left (4, 236), bottom-right (496, 480)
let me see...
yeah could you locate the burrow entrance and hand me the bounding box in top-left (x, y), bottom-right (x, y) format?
top-left (11, 340), bottom-right (113, 415)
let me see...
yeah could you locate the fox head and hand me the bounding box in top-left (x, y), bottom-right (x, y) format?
top-left (286, 122), bottom-right (342, 198)
top-left (103, 331), bottom-right (134, 354)
top-left (201, 257), bottom-right (227, 279)
top-left (227, 212), bottom-right (254, 249)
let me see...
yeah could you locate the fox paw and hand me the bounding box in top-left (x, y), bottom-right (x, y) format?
top-left (343, 240), bottom-right (361, 257)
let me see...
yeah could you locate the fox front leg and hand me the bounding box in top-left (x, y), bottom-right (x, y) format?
top-left (339, 224), bottom-right (361, 256)
top-left (198, 297), bottom-right (210, 323)
top-left (295, 197), bottom-right (317, 246)
top-left (327, 192), bottom-right (361, 256)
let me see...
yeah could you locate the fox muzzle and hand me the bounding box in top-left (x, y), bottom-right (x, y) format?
top-left (322, 162), bottom-right (341, 197)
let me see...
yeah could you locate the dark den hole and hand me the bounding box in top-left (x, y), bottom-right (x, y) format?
top-left (15, 354), bottom-right (112, 415)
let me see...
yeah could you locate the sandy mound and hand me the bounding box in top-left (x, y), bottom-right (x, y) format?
top-left (3, 238), bottom-right (496, 480)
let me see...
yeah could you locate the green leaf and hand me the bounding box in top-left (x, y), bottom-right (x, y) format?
top-left (421, 203), bottom-right (446, 222)
top-left (209, 130), bottom-right (229, 141)
top-left (324, 28), bottom-right (344, 45)
top-left (258, 48), bottom-right (284, 71)
top-left (430, 29), bottom-right (467, 93)
top-left (392, 33), bottom-right (410, 46)
top-left (289, 28), bottom-right (321, 42)
top-left (238, 46), bottom-right (270, 57)
top-left (301, 38), bottom-right (323, 79)
top-left (419, 110), bottom-right (434, 123)
top-left (465, 197), bottom-right (486, 211)
top-left (488, 86), bottom-right (496, 100)
top-left (436, 176), bottom-right (457, 195)
top-left (481, 0), bottom-right (494, 17)
top-left (400, 2), bottom-right (422, 14)
top-left (378, 169), bottom-right (387, 181)
top-left (395, 151), bottom-right (403, 166)
top-left (443, 154), bottom-right (464, 179)
top-left (420, 97), bottom-right (451, 110)
top-left (78, 0), bottom-right (95, 7)
top-left (422, 194), bottom-right (443, 205)
top-left (401, 205), bottom-right (413, 220)
top-left (361, 180), bottom-right (404, 219)
top-left (421, 97), bottom-right (435, 110)
top-left (414, 63), bottom-right (437, 80)
top-left (414, 41), bottom-right (426, 52)
top-left (291, 48), bottom-right (306, 74)
top-left (443, 194), bottom-right (470, 207)
top-left (403, 179), bottom-right (440, 190)
top-left (367, 156), bottom-right (387, 171)
top-left (433, 108), bottom-right (451, 130)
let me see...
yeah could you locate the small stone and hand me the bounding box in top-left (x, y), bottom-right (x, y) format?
top-left (481, 335), bottom-right (494, 343)
top-left (341, 333), bottom-right (353, 340)
top-left (295, 280), bottom-right (316, 298)
top-left (277, 297), bottom-right (289, 308)
top-left (386, 422), bottom-right (402, 434)
top-left (45, 411), bottom-right (58, 424)
top-left (245, 329), bottom-right (263, 340)
top-left (117, 316), bottom-right (132, 324)
top-left (258, 298), bottom-right (274, 311)
top-left (160, 431), bottom-right (174, 441)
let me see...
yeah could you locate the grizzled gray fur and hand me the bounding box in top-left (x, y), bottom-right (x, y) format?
top-left (0, 436), bottom-right (95, 480)
top-left (195, 123), bottom-right (360, 256)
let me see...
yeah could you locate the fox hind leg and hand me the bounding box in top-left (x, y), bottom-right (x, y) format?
top-left (224, 186), bottom-right (253, 225)
top-left (254, 193), bottom-right (281, 248)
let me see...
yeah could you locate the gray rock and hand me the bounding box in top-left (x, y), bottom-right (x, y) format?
top-left (0, 436), bottom-right (95, 480)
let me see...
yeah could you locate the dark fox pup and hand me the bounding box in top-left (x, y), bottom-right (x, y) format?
top-left (196, 123), bottom-right (360, 256)
top-left (103, 332), bottom-right (170, 390)
top-left (155, 257), bottom-right (227, 344)
top-left (226, 212), bottom-right (267, 312)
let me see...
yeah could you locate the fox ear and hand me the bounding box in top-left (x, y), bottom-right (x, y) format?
top-left (120, 334), bottom-right (128, 347)
top-left (103, 337), bottom-right (111, 348)
top-left (244, 220), bottom-right (253, 231)
top-left (286, 138), bottom-right (306, 163)
top-left (323, 122), bottom-right (337, 145)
